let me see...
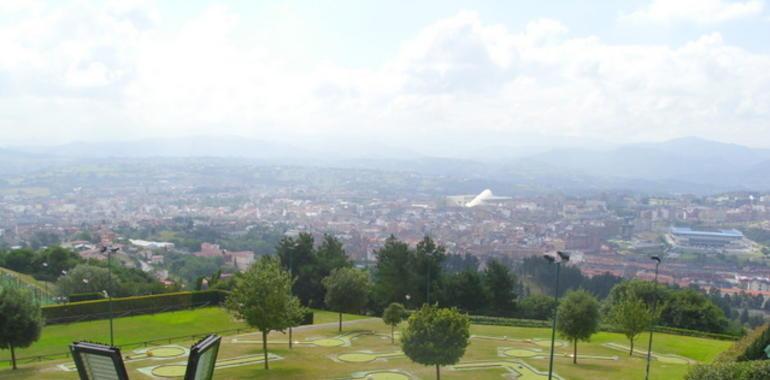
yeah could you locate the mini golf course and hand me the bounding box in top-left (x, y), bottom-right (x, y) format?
top-left (451, 360), bottom-right (559, 380)
top-left (335, 351), bottom-right (405, 363)
top-left (1, 311), bottom-right (732, 380)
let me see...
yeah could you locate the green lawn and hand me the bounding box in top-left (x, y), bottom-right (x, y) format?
top-left (0, 307), bottom-right (732, 379)
top-left (0, 307), bottom-right (367, 365)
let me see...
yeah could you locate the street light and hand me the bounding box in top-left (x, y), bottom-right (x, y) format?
top-left (42, 262), bottom-right (49, 302)
top-left (645, 256), bottom-right (662, 380)
top-left (103, 246), bottom-right (119, 347)
top-left (544, 250), bottom-right (569, 380)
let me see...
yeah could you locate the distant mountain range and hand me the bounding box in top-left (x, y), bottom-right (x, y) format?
top-left (5, 136), bottom-right (770, 195)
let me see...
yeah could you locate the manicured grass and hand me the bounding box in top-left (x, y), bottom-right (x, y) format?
top-left (0, 307), bottom-right (366, 365)
top-left (0, 309), bottom-right (732, 380)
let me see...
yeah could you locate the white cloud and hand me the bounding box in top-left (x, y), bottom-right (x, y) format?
top-left (0, 4), bottom-right (769, 151)
top-left (622, 0), bottom-right (764, 25)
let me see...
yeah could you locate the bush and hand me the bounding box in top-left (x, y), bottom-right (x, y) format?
top-left (686, 360), bottom-right (770, 380)
top-left (42, 290), bottom-right (228, 324)
top-left (301, 310), bottom-right (313, 325)
top-left (717, 323), bottom-right (770, 363)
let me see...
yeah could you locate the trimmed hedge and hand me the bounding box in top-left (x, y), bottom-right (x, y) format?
top-left (469, 315), bottom-right (550, 328)
top-left (465, 314), bottom-right (738, 341)
top-left (42, 290), bottom-right (228, 324)
top-left (68, 292), bottom-right (103, 303)
top-left (686, 360), bottom-right (770, 380)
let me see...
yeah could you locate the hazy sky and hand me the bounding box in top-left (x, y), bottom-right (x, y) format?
top-left (1, 0), bottom-right (770, 151)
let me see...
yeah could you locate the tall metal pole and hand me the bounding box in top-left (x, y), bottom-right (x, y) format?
top-left (645, 257), bottom-right (661, 380)
top-left (547, 262), bottom-right (561, 380)
top-left (288, 252), bottom-right (293, 349)
top-left (107, 247), bottom-right (114, 346)
top-left (426, 265), bottom-right (431, 305)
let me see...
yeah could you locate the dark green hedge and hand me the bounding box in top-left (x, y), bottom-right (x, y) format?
top-left (68, 292), bottom-right (103, 303)
top-left (469, 315), bottom-right (551, 328)
top-left (465, 314), bottom-right (738, 340)
top-left (686, 360), bottom-right (770, 380)
top-left (42, 290), bottom-right (228, 324)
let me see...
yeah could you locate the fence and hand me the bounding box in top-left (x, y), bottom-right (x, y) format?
top-left (42, 289), bottom-right (229, 324)
top-left (0, 271), bottom-right (55, 305)
top-left (0, 325), bottom-right (258, 367)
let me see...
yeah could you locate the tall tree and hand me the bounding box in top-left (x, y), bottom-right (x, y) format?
top-left (56, 264), bottom-right (118, 296)
top-left (0, 287), bottom-right (43, 370)
top-left (412, 236), bottom-right (446, 305)
top-left (518, 294), bottom-right (558, 320)
top-left (323, 267), bottom-right (371, 332)
top-left (483, 259), bottom-right (517, 316)
top-left (225, 256), bottom-right (302, 369)
top-left (315, 234), bottom-right (352, 304)
top-left (277, 233), bottom-right (320, 307)
top-left (382, 302), bottom-right (407, 344)
top-left (373, 236), bottom-right (415, 308)
top-left (441, 271), bottom-right (487, 313)
top-left (659, 289), bottom-right (728, 333)
top-left (608, 296), bottom-right (653, 355)
top-left (401, 305), bottom-right (470, 380)
top-left (557, 290), bottom-right (601, 364)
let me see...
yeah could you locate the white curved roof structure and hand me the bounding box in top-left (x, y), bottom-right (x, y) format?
top-left (465, 189), bottom-right (493, 208)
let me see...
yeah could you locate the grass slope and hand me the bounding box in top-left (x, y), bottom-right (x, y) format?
top-left (0, 267), bottom-right (55, 295)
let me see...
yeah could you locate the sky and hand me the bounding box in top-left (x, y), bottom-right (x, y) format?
top-left (1, 0), bottom-right (769, 154)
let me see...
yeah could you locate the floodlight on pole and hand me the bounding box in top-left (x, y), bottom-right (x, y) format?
top-left (644, 256), bottom-right (662, 380)
top-left (545, 251), bottom-right (569, 380)
top-left (70, 342), bottom-right (129, 380)
top-left (106, 246), bottom-right (118, 347)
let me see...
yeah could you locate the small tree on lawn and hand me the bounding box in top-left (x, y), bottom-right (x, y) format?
top-left (225, 256), bottom-right (302, 369)
top-left (323, 267), bottom-right (370, 332)
top-left (557, 289), bottom-right (600, 364)
top-left (382, 302), bottom-right (407, 344)
top-left (401, 305), bottom-right (470, 380)
top-left (0, 287), bottom-right (43, 370)
top-left (609, 295), bottom-right (653, 355)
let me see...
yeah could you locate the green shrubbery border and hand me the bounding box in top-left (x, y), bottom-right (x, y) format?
top-left (686, 360), bottom-right (770, 380)
top-left (687, 323), bottom-right (770, 380)
top-left (42, 290), bottom-right (229, 324)
top-left (467, 314), bottom-right (738, 341)
top-left (716, 323), bottom-right (770, 362)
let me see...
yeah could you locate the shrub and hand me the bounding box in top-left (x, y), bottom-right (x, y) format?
top-left (686, 360), bottom-right (770, 380)
top-left (717, 323), bottom-right (770, 363)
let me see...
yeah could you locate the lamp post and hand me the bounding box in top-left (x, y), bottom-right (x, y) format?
top-left (545, 251), bottom-right (570, 380)
top-left (426, 264), bottom-right (431, 305)
top-left (102, 246), bottom-right (118, 347)
top-left (42, 262), bottom-right (49, 303)
top-left (287, 252), bottom-right (293, 349)
top-left (645, 256), bottom-right (662, 380)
